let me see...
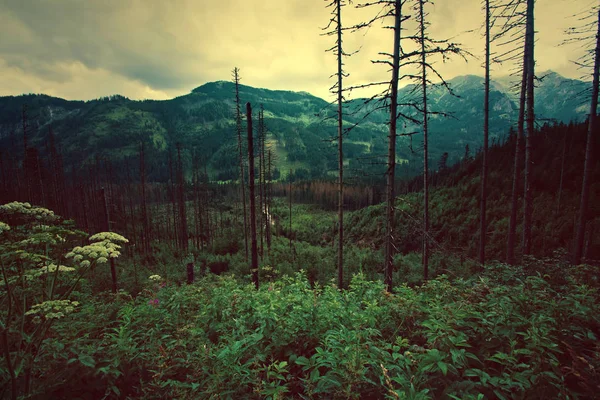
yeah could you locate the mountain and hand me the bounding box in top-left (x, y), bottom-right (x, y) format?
top-left (0, 71), bottom-right (592, 182)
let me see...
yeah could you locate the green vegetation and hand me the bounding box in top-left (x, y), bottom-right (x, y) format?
top-left (1, 200), bottom-right (599, 398)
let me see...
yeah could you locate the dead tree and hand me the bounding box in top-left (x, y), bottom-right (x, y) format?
top-left (258, 106), bottom-right (265, 259)
top-left (139, 141), bottom-right (150, 254)
top-left (323, 0), bottom-right (352, 289)
top-left (479, 0), bottom-right (491, 266)
top-left (349, 0), bottom-right (462, 286)
top-left (246, 103), bottom-right (259, 290)
top-left (572, 6), bottom-right (600, 264)
top-left (522, 0), bottom-right (535, 255)
top-left (101, 187), bottom-right (118, 293)
top-left (266, 148), bottom-right (273, 252)
top-left (233, 68), bottom-right (249, 261)
top-left (177, 143), bottom-right (188, 251)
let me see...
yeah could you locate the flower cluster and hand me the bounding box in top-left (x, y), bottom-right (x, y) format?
top-left (65, 232), bottom-right (128, 267)
top-left (89, 232), bottom-right (129, 244)
top-left (25, 299), bottom-right (80, 323)
top-left (41, 264), bottom-right (76, 273)
top-left (27, 263), bottom-right (75, 279)
top-left (1, 263), bottom-right (77, 287)
top-left (0, 202), bottom-right (58, 223)
top-left (148, 274), bottom-right (163, 281)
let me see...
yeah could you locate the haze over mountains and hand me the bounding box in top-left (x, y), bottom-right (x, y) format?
top-left (0, 70), bottom-right (590, 181)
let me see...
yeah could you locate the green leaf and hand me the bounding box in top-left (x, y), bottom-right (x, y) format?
top-left (78, 354), bottom-right (96, 368)
top-left (295, 356), bottom-right (310, 366)
top-left (438, 361), bottom-right (448, 376)
top-left (310, 368), bottom-right (320, 381)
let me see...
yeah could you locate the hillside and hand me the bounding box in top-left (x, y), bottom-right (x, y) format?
top-left (0, 72), bottom-right (591, 182)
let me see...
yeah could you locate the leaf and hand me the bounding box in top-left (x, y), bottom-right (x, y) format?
top-left (295, 356), bottom-right (310, 366)
top-left (587, 331), bottom-right (597, 340)
top-left (438, 361), bottom-right (448, 376)
top-left (110, 385), bottom-right (121, 396)
top-left (78, 354), bottom-right (96, 368)
top-left (310, 368), bottom-right (320, 381)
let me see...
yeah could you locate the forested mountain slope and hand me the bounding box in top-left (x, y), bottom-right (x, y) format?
top-left (0, 72), bottom-right (590, 181)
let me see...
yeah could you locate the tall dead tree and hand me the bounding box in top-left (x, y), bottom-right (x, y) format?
top-left (479, 0), bottom-right (491, 266)
top-left (382, 0), bottom-right (403, 291)
top-left (351, 0), bottom-right (461, 286)
top-left (258, 107), bottom-right (265, 259)
top-left (573, 7), bottom-right (600, 264)
top-left (417, 0), bottom-right (431, 280)
top-left (506, 43), bottom-right (528, 264)
top-left (522, 0), bottom-right (535, 255)
top-left (493, 0), bottom-right (529, 264)
top-left (246, 103), bottom-right (259, 290)
top-left (323, 0), bottom-right (349, 289)
top-left (233, 68), bottom-right (249, 261)
top-left (266, 148), bottom-right (273, 251)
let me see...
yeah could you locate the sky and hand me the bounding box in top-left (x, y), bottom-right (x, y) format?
top-left (0, 0), bottom-right (594, 102)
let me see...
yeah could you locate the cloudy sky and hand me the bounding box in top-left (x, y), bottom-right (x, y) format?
top-left (0, 0), bottom-right (594, 102)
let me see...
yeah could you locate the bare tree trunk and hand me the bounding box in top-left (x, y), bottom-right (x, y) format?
top-left (419, 0), bottom-right (430, 281)
top-left (204, 164), bottom-right (211, 248)
top-left (584, 220), bottom-right (595, 260)
top-left (266, 149), bottom-right (272, 252)
top-left (177, 143), bottom-right (188, 251)
top-left (574, 7), bottom-right (600, 264)
top-left (0, 151), bottom-right (6, 204)
top-left (289, 170), bottom-right (293, 252)
top-left (522, 0), bottom-right (535, 255)
top-left (335, 0), bottom-right (346, 289)
top-left (233, 68), bottom-right (249, 261)
top-left (124, 159), bottom-right (138, 252)
top-left (384, 0), bottom-right (402, 292)
top-left (246, 103), bottom-right (259, 290)
top-left (258, 107), bottom-right (264, 259)
top-left (168, 151), bottom-right (179, 249)
top-left (507, 39), bottom-right (528, 264)
top-left (556, 129), bottom-right (567, 215)
top-left (479, 0), bottom-right (490, 266)
top-left (101, 187), bottom-right (118, 293)
top-left (193, 151), bottom-right (201, 250)
top-left (139, 142), bottom-right (149, 254)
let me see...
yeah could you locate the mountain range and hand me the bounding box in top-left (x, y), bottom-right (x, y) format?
top-left (0, 70), bottom-right (592, 182)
